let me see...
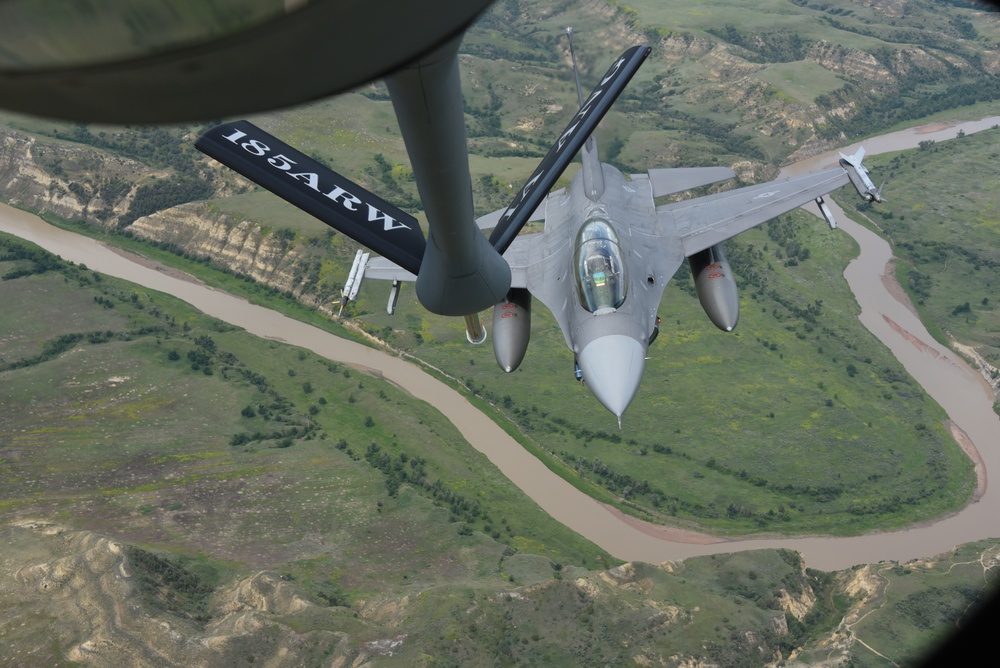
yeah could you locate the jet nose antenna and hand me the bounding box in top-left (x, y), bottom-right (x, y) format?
top-left (576, 335), bottom-right (646, 421)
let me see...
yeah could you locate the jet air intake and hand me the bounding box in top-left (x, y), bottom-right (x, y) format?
top-left (688, 244), bottom-right (739, 332)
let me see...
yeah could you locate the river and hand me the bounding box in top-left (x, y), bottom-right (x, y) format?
top-left (2, 117), bottom-right (1000, 571)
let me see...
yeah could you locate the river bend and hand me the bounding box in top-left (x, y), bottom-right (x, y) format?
top-left (3, 118), bottom-right (1000, 570)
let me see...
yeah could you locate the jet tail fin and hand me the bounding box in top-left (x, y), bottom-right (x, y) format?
top-left (567, 27), bottom-right (605, 202)
top-left (196, 120), bottom-right (426, 275)
top-left (488, 44), bottom-right (651, 254)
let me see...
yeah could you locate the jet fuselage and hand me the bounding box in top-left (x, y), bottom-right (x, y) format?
top-left (505, 161), bottom-right (684, 419)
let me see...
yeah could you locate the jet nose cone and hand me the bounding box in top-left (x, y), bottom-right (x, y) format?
top-left (577, 335), bottom-right (646, 419)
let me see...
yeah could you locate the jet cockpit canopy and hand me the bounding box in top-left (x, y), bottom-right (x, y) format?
top-left (574, 216), bottom-right (627, 314)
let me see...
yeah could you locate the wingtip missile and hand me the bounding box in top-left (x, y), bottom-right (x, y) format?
top-left (338, 249), bottom-right (365, 317)
top-left (347, 252), bottom-right (370, 301)
top-left (839, 147), bottom-right (884, 203)
top-left (816, 196), bottom-right (837, 229)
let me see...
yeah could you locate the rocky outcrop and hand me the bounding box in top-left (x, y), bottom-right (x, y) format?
top-left (213, 571), bottom-right (311, 617)
top-left (0, 129), bottom-right (158, 226)
top-left (0, 127), bottom-right (347, 316)
top-left (807, 40), bottom-right (894, 86)
top-left (3, 521), bottom-right (363, 668)
top-left (699, 46), bottom-right (768, 82)
top-left (130, 205), bottom-right (294, 282)
top-left (126, 202), bottom-right (345, 317)
top-left (659, 33), bottom-right (716, 60)
top-left (776, 585), bottom-right (817, 622)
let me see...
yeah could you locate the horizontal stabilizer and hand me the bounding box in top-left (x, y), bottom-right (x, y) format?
top-left (196, 120), bottom-right (426, 275)
top-left (642, 166), bottom-right (737, 198)
top-left (489, 44), bottom-right (651, 254)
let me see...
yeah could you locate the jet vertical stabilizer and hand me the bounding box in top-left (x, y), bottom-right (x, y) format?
top-left (567, 28), bottom-right (605, 202)
top-left (488, 44), bottom-right (651, 254)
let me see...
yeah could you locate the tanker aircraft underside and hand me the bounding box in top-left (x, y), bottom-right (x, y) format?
top-left (197, 30), bottom-right (883, 424)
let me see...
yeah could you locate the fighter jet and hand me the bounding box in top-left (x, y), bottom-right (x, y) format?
top-left (196, 31), bottom-right (882, 424)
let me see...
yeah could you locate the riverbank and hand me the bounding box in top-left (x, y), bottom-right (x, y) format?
top-left (4, 116), bottom-right (1000, 570)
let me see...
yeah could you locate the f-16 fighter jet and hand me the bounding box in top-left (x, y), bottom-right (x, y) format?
top-left (197, 30), bottom-right (882, 424)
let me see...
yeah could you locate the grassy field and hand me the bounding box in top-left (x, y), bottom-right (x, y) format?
top-left (836, 539), bottom-right (1000, 667)
top-left (12, 233), bottom-right (990, 667)
top-left (616, 0), bottom-right (995, 48)
top-left (0, 233), bottom-right (614, 586)
top-left (754, 60), bottom-right (849, 105)
top-left (350, 202), bottom-right (975, 537)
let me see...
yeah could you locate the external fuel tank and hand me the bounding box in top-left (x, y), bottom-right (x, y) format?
top-left (688, 244), bottom-right (739, 332)
top-left (491, 288), bottom-right (531, 372)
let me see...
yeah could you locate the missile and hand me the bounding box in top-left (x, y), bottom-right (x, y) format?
top-left (347, 252), bottom-right (370, 301)
top-left (340, 250), bottom-right (363, 304)
top-left (816, 196), bottom-right (836, 229)
top-left (338, 250), bottom-right (365, 317)
top-left (387, 279), bottom-right (401, 315)
top-left (491, 288), bottom-right (531, 372)
top-left (839, 147), bottom-right (884, 203)
top-left (688, 244), bottom-right (739, 332)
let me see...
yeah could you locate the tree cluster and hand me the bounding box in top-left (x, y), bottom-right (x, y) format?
top-left (126, 546), bottom-right (216, 623)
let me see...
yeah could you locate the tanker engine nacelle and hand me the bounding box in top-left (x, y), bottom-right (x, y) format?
top-left (688, 244), bottom-right (739, 332)
top-left (492, 288), bottom-right (531, 372)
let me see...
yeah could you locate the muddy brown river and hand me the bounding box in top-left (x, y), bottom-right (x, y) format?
top-left (3, 117), bottom-right (999, 570)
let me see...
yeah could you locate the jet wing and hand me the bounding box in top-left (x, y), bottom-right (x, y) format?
top-left (363, 256), bottom-right (418, 283)
top-left (498, 234), bottom-right (533, 290)
top-left (362, 239), bottom-right (532, 292)
top-left (475, 202), bottom-right (546, 232)
top-left (638, 166), bottom-right (736, 198)
top-left (658, 167), bottom-right (851, 257)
